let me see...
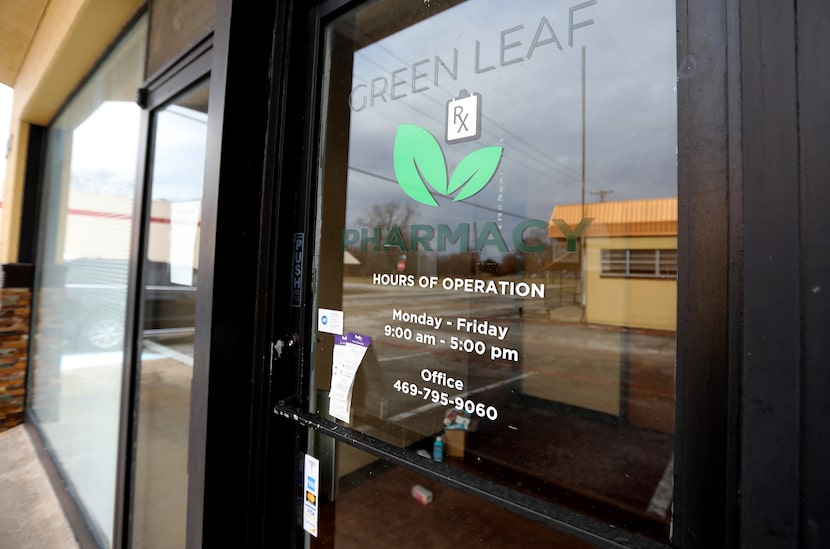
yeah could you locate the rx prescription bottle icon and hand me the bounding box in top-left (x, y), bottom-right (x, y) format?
top-left (446, 90), bottom-right (482, 144)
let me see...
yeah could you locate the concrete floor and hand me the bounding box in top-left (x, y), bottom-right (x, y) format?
top-left (0, 425), bottom-right (79, 549)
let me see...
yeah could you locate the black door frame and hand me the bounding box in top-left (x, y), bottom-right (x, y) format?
top-left (173, 0), bottom-right (830, 547)
top-left (673, 0), bottom-right (736, 546)
top-left (114, 32), bottom-right (213, 549)
top-left (180, 1), bottom-right (282, 547)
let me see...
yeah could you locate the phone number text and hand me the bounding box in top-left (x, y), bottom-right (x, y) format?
top-left (392, 380), bottom-right (499, 420)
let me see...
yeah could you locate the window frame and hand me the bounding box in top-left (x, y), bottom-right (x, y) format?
top-left (600, 249), bottom-right (678, 279)
top-left (114, 31), bottom-right (214, 549)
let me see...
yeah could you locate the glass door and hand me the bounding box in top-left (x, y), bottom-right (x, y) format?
top-left (130, 80), bottom-right (210, 548)
top-left (281, 0), bottom-right (679, 546)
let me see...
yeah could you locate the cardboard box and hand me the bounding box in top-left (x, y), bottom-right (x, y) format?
top-left (411, 484), bottom-right (433, 505)
top-left (444, 429), bottom-right (465, 458)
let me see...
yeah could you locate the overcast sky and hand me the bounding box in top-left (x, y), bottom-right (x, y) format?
top-left (65, 100), bottom-right (206, 203)
top-left (326, 0), bottom-right (677, 253)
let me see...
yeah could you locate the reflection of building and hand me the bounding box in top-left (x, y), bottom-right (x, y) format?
top-left (62, 190), bottom-right (201, 265)
top-left (549, 198), bottom-right (677, 331)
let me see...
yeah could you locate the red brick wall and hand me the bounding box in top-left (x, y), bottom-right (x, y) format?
top-left (0, 288), bottom-right (31, 432)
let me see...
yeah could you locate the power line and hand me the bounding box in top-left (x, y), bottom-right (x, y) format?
top-left (347, 165), bottom-right (532, 220)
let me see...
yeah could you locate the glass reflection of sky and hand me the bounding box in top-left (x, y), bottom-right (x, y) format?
top-left (151, 105), bottom-right (208, 203)
top-left (338, 0), bottom-right (677, 253)
top-left (69, 102), bottom-right (207, 203)
top-left (70, 101), bottom-right (141, 196)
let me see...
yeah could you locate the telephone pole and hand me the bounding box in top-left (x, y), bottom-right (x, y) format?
top-left (580, 45), bottom-right (587, 324)
top-left (590, 189), bottom-right (614, 202)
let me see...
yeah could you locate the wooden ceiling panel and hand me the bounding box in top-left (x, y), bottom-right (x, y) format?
top-left (0, 0), bottom-right (49, 87)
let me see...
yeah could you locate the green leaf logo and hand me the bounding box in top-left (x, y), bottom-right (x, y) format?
top-left (393, 124), bottom-right (503, 207)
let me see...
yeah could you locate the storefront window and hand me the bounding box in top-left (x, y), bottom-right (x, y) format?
top-left (311, 0), bottom-right (676, 543)
top-left (27, 17), bottom-right (147, 546)
top-left (130, 80), bottom-right (209, 548)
